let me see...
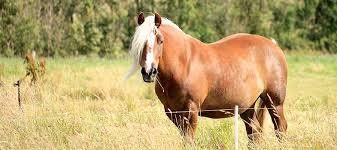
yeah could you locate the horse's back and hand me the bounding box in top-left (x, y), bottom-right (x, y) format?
top-left (209, 33), bottom-right (251, 45)
top-left (212, 33), bottom-right (287, 71)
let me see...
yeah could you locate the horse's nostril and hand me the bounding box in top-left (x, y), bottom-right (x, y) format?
top-left (152, 68), bottom-right (157, 74)
top-left (141, 67), bottom-right (146, 75)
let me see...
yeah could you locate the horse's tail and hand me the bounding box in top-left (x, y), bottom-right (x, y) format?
top-left (256, 99), bottom-right (267, 132)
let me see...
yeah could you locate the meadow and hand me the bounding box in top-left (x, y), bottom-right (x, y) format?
top-left (0, 52), bottom-right (336, 149)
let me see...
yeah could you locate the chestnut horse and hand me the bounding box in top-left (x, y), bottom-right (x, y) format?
top-left (127, 12), bottom-right (288, 142)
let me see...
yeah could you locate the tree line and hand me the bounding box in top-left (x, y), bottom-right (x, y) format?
top-left (0, 0), bottom-right (336, 57)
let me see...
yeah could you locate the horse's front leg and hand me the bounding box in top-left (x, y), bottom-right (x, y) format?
top-left (165, 101), bottom-right (198, 142)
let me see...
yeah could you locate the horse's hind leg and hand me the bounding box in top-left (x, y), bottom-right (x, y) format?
top-left (240, 104), bottom-right (262, 143)
top-left (260, 91), bottom-right (287, 140)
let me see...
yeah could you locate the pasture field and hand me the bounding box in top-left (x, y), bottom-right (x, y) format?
top-left (0, 53), bottom-right (337, 149)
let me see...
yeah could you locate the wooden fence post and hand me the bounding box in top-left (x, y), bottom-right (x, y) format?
top-left (14, 80), bottom-right (23, 112)
top-left (234, 105), bottom-right (239, 150)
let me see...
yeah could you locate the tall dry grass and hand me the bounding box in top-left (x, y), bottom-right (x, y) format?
top-left (0, 55), bottom-right (336, 149)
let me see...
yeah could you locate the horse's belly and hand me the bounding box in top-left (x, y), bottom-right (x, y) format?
top-left (199, 111), bottom-right (234, 118)
top-left (202, 93), bottom-right (253, 111)
top-left (200, 94), bottom-right (255, 118)
top-left (200, 78), bottom-right (264, 118)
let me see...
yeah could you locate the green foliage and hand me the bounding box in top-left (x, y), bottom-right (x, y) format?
top-left (312, 0), bottom-right (337, 53)
top-left (0, 0), bottom-right (337, 57)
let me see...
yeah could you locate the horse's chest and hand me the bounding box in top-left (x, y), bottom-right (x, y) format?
top-left (155, 84), bottom-right (188, 110)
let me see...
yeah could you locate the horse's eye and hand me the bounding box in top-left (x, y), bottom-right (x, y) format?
top-left (157, 38), bottom-right (163, 44)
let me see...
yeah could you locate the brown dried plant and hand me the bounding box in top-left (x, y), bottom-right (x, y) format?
top-left (38, 57), bottom-right (46, 77)
top-left (0, 64), bottom-right (4, 86)
top-left (21, 52), bottom-right (47, 85)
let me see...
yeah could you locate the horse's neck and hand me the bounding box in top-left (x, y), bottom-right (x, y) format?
top-left (158, 26), bottom-right (205, 83)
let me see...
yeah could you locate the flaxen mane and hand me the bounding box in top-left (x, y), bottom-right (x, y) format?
top-left (125, 16), bottom-right (181, 79)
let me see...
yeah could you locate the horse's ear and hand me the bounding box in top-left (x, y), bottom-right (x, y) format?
top-left (154, 12), bottom-right (161, 28)
top-left (137, 12), bottom-right (145, 25)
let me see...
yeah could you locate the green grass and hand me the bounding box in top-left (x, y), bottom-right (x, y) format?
top-left (0, 53), bottom-right (336, 149)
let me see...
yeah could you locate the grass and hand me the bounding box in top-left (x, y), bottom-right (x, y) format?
top-left (0, 53), bottom-right (337, 149)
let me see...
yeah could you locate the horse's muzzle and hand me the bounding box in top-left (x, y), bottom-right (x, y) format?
top-left (141, 67), bottom-right (157, 83)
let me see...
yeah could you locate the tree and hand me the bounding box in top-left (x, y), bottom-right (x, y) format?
top-left (1, 0), bottom-right (337, 57)
top-left (313, 0), bottom-right (337, 52)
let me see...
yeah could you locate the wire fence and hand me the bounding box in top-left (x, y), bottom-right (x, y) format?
top-left (2, 82), bottom-right (337, 149)
top-left (164, 107), bottom-right (276, 114)
top-left (2, 100), bottom-right (337, 149)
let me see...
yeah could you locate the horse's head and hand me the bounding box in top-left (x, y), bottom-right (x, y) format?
top-left (137, 12), bottom-right (164, 82)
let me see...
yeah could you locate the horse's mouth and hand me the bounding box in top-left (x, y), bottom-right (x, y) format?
top-left (142, 76), bottom-right (155, 83)
top-left (143, 78), bottom-right (155, 83)
top-left (144, 79), bottom-right (154, 83)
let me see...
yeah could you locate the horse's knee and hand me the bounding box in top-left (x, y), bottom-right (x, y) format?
top-left (165, 111), bottom-right (198, 140)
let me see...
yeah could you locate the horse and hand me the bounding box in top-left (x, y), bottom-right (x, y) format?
top-left (127, 12), bottom-right (288, 143)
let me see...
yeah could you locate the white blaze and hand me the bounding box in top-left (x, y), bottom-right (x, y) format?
top-left (145, 28), bottom-right (156, 73)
